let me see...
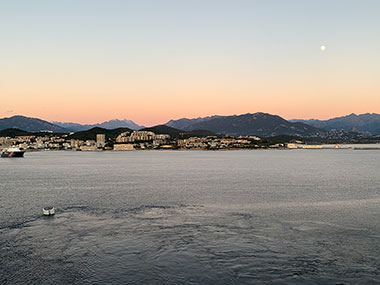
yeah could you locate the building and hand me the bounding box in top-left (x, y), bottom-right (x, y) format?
top-left (114, 144), bottom-right (134, 151)
top-left (0, 137), bottom-right (12, 147)
top-left (80, 145), bottom-right (97, 151)
top-left (85, 140), bottom-right (96, 146)
top-left (153, 134), bottom-right (171, 146)
top-left (129, 131), bottom-right (155, 141)
top-left (116, 132), bottom-right (131, 143)
top-left (301, 145), bottom-right (323, 149)
top-left (286, 143), bottom-right (298, 149)
top-left (116, 131), bottom-right (155, 143)
top-left (96, 134), bottom-right (106, 147)
top-left (70, 139), bottom-right (82, 149)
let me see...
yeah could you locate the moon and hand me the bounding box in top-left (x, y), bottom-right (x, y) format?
top-left (320, 45), bottom-right (326, 51)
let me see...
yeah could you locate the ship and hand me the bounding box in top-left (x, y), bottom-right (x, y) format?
top-left (1, 146), bottom-right (25, 158)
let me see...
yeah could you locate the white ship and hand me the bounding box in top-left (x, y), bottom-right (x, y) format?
top-left (1, 146), bottom-right (25, 157)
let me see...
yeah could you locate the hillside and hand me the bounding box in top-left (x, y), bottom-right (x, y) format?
top-left (141, 125), bottom-right (215, 138)
top-left (0, 115), bottom-right (68, 133)
top-left (141, 125), bottom-right (183, 137)
top-left (0, 128), bottom-right (33, 137)
top-left (67, 127), bottom-right (132, 141)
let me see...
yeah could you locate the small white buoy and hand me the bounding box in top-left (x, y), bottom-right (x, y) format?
top-left (43, 207), bottom-right (55, 216)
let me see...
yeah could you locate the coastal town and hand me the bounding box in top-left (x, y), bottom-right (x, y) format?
top-left (1, 129), bottom-right (378, 152)
top-left (0, 130), bottom-right (269, 151)
top-left (1, 113), bottom-right (380, 153)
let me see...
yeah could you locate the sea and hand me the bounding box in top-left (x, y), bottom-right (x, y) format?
top-left (1, 149), bottom-right (380, 284)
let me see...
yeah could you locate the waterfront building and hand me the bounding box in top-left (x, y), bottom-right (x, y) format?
top-left (80, 145), bottom-right (98, 151)
top-left (301, 145), bottom-right (323, 149)
top-left (70, 139), bottom-right (82, 149)
top-left (114, 144), bottom-right (134, 151)
top-left (286, 143), bottom-right (298, 149)
top-left (96, 134), bottom-right (106, 147)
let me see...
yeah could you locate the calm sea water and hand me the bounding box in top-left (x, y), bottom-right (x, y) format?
top-left (1, 150), bottom-right (380, 284)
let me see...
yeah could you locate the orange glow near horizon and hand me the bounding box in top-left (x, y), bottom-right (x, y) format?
top-left (3, 59), bottom-right (380, 126)
top-left (2, 76), bottom-right (379, 126)
top-left (2, 60), bottom-right (380, 126)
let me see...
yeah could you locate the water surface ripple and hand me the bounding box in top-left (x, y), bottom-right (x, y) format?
top-left (1, 150), bottom-right (380, 284)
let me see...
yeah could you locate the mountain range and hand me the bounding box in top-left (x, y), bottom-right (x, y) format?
top-left (0, 115), bottom-right (143, 133)
top-left (165, 113), bottom-right (324, 137)
top-left (165, 115), bottom-right (222, 130)
top-left (1, 112), bottom-right (380, 138)
top-left (291, 113), bottom-right (380, 135)
top-left (0, 115), bottom-right (68, 133)
top-left (166, 112), bottom-right (380, 136)
top-left (52, 119), bottom-right (144, 132)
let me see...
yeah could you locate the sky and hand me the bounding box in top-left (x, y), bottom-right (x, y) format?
top-left (1, 0), bottom-right (379, 126)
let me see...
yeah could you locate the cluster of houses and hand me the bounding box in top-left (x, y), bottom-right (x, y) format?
top-left (176, 136), bottom-right (261, 149)
top-left (0, 134), bottom-right (108, 151)
top-left (1, 129), bottom-right (342, 151)
top-left (114, 131), bottom-right (171, 150)
top-left (0, 130), bottom-right (174, 151)
top-left (0, 130), bottom-right (272, 151)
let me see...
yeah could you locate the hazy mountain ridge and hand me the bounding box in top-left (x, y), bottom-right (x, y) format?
top-left (2, 113), bottom-right (380, 138)
top-left (0, 115), bottom-right (68, 133)
top-left (292, 113), bottom-right (380, 135)
top-left (53, 119), bottom-right (144, 132)
top-left (165, 115), bottom-right (222, 130)
top-left (165, 112), bottom-right (325, 137)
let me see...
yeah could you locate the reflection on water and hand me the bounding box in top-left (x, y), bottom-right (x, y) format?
top-left (1, 150), bottom-right (380, 284)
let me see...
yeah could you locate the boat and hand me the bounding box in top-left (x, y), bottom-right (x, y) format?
top-left (1, 146), bottom-right (25, 158)
top-left (43, 207), bottom-right (55, 216)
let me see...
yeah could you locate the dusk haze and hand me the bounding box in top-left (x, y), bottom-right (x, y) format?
top-left (1, 0), bottom-right (379, 125)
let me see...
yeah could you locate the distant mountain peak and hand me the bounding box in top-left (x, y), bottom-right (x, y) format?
top-left (292, 113), bottom-right (380, 135)
top-left (0, 115), bottom-right (68, 133)
top-left (52, 118), bottom-right (144, 132)
top-left (165, 112), bottom-right (323, 137)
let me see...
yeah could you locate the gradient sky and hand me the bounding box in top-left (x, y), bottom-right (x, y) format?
top-left (1, 0), bottom-right (379, 126)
